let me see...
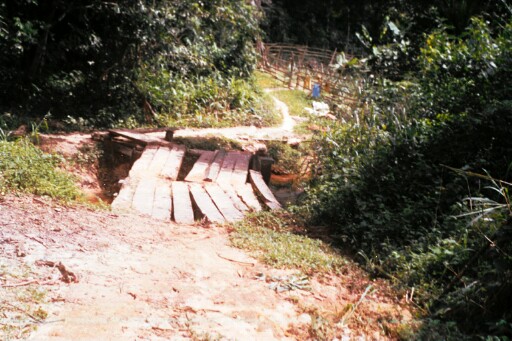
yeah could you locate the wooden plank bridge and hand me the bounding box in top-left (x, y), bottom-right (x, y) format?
top-left (108, 130), bottom-right (281, 224)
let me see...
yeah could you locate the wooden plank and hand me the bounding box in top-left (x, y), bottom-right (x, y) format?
top-left (152, 183), bottom-right (172, 221)
top-left (131, 177), bottom-right (157, 215)
top-left (218, 183), bottom-right (249, 212)
top-left (189, 183), bottom-right (225, 223)
top-left (205, 150), bottom-right (226, 182)
top-left (215, 151), bottom-right (238, 184)
top-left (172, 182), bottom-right (195, 224)
top-left (109, 129), bottom-right (172, 147)
top-left (204, 184), bottom-right (244, 222)
top-left (148, 147), bottom-right (171, 175)
top-left (129, 146), bottom-right (158, 178)
top-left (232, 152), bottom-right (252, 186)
top-left (111, 179), bottom-right (137, 213)
top-left (185, 151), bottom-right (215, 182)
top-left (236, 183), bottom-right (262, 212)
top-left (161, 145), bottom-right (186, 180)
top-left (249, 170), bottom-right (282, 210)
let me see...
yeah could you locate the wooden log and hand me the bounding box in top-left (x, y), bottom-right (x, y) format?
top-left (164, 129), bottom-right (176, 142)
top-left (249, 170), bottom-right (282, 210)
top-left (112, 143), bottom-right (133, 158)
top-left (189, 183), bottom-right (225, 223)
top-left (152, 183), bottom-right (172, 221)
top-left (172, 182), bottom-right (195, 224)
top-left (236, 183), bottom-right (262, 212)
top-left (204, 149), bottom-right (226, 182)
top-left (259, 156), bottom-right (274, 185)
top-left (131, 177), bottom-right (157, 215)
top-left (216, 151), bottom-right (238, 185)
top-left (204, 184), bottom-right (244, 222)
top-left (109, 129), bottom-right (173, 147)
top-left (161, 145), bottom-right (186, 180)
top-left (185, 150), bottom-right (216, 182)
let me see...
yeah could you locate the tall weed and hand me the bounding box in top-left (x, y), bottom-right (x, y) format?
top-left (0, 139), bottom-right (79, 201)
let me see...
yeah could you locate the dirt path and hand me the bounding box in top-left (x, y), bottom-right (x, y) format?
top-left (1, 195), bottom-right (410, 341)
top-left (162, 90), bottom-right (302, 144)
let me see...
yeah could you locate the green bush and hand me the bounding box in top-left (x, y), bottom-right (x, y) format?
top-left (266, 141), bottom-right (303, 175)
top-left (298, 16), bottom-right (512, 338)
top-left (0, 139), bottom-right (79, 201)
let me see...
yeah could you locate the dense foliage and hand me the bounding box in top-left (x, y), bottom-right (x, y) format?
top-left (299, 14), bottom-right (512, 338)
top-left (262, 0), bottom-right (503, 51)
top-left (0, 0), bottom-right (268, 128)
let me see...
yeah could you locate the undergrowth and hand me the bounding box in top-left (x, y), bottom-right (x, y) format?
top-left (266, 141), bottom-right (304, 175)
top-left (295, 17), bottom-right (512, 338)
top-left (0, 139), bottom-right (80, 201)
top-left (230, 211), bottom-right (345, 274)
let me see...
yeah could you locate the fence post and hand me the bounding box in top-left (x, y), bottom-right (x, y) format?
top-left (288, 52), bottom-right (295, 89)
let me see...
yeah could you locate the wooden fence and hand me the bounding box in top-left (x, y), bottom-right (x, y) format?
top-left (257, 42), bottom-right (363, 107)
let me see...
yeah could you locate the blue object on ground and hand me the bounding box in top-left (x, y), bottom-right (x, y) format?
top-left (312, 83), bottom-right (321, 98)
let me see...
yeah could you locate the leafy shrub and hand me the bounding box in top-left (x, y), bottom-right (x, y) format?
top-left (266, 141), bottom-right (303, 175)
top-left (0, 139), bottom-right (79, 201)
top-left (298, 16), bottom-right (512, 338)
top-left (139, 71), bottom-right (278, 128)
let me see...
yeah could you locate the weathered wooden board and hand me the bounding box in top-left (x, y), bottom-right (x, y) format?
top-left (249, 170), bottom-right (282, 210)
top-left (109, 129), bottom-right (172, 147)
top-left (185, 151), bottom-right (215, 182)
top-left (129, 146), bottom-right (158, 178)
top-left (111, 179), bottom-right (136, 213)
top-left (172, 182), bottom-right (195, 224)
top-left (131, 177), bottom-right (157, 215)
top-left (152, 183), bottom-right (172, 221)
top-left (148, 147), bottom-right (171, 175)
top-left (215, 151), bottom-right (238, 184)
top-left (218, 183), bottom-right (249, 212)
top-left (236, 183), bottom-right (262, 212)
top-left (204, 184), bottom-right (244, 222)
top-left (189, 183), bottom-right (225, 223)
top-left (161, 145), bottom-right (186, 180)
top-left (232, 152), bottom-right (252, 186)
top-left (205, 150), bottom-right (226, 182)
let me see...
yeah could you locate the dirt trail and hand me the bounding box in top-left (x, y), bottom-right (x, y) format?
top-left (1, 195), bottom-right (410, 341)
top-left (162, 89), bottom-right (301, 144)
top-left (27, 217), bottom-right (298, 340)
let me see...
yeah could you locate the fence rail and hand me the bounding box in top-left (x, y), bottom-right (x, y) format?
top-left (257, 42), bottom-right (363, 107)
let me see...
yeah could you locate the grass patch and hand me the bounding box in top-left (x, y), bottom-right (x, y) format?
top-left (271, 89), bottom-right (312, 117)
top-left (0, 139), bottom-right (80, 201)
top-left (253, 70), bottom-right (282, 89)
top-left (229, 211), bottom-right (345, 274)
